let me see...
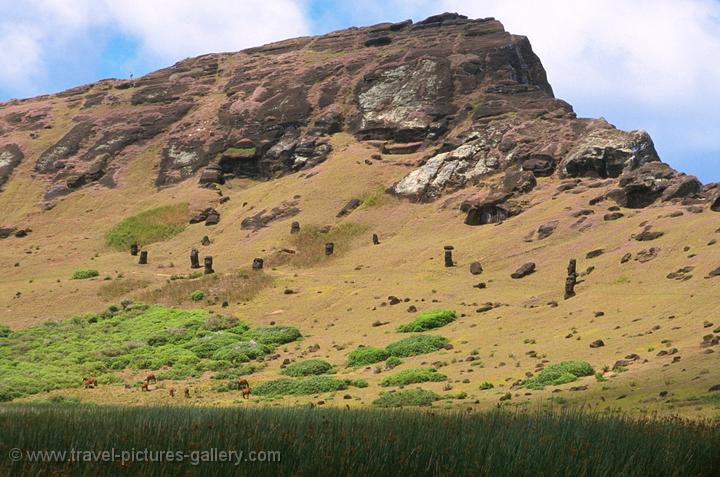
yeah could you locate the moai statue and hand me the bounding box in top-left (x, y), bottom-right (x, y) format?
top-left (444, 245), bottom-right (454, 267)
top-left (139, 251), bottom-right (148, 265)
top-left (130, 244), bottom-right (139, 256)
top-left (372, 233), bottom-right (380, 245)
top-left (290, 221), bottom-right (300, 234)
top-left (564, 258), bottom-right (577, 299)
top-left (325, 242), bottom-right (334, 256)
top-left (252, 258), bottom-right (264, 270)
top-left (201, 235), bottom-right (211, 246)
top-left (190, 248), bottom-right (200, 269)
top-left (204, 256), bottom-right (214, 275)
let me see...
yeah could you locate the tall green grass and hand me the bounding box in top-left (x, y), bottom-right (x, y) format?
top-left (0, 404), bottom-right (717, 476)
top-left (105, 203), bottom-right (188, 250)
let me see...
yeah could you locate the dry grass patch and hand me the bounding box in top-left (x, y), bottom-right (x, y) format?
top-left (97, 278), bottom-right (151, 300)
top-left (286, 222), bottom-right (369, 267)
top-left (140, 270), bottom-right (272, 306)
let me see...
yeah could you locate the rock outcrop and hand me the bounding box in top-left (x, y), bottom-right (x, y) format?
top-left (0, 12), bottom-right (710, 213)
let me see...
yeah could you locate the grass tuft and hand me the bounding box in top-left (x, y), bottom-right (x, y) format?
top-left (525, 361), bottom-right (594, 390)
top-left (281, 359), bottom-right (333, 377)
top-left (71, 269), bottom-right (99, 280)
top-left (397, 309), bottom-right (456, 332)
top-left (380, 368), bottom-right (447, 387)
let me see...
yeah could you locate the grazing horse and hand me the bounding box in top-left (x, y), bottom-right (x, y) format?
top-left (141, 382), bottom-right (150, 392)
top-left (184, 388), bottom-right (191, 398)
top-left (238, 379), bottom-right (252, 399)
top-left (145, 373), bottom-right (157, 384)
top-left (83, 377), bottom-right (97, 389)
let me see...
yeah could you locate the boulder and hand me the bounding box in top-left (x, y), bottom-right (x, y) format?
top-left (503, 170), bottom-right (536, 194)
top-left (469, 262), bottom-right (483, 275)
top-left (521, 154), bottom-right (555, 177)
top-left (589, 340), bottom-right (605, 348)
top-left (337, 198), bottom-right (362, 217)
top-left (536, 220), bottom-right (559, 240)
top-left (562, 129), bottom-right (659, 179)
top-left (511, 262), bottom-right (536, 279)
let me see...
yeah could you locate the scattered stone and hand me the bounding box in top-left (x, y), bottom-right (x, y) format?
top-left (325, 242), bottom-right (334, 256)
top-left (388, 296), bottom-right (401, 305)
top-left (603, 212), bottom-right (624, 221)
top-left (190, 207), bottom-right (219, 225)
top-left (290, 221), bottom-right (300, 234)
top-left (620, 253), bottom-right (632, 264)
top-left (635, 230), bottom-right (664, 241)
top-left (511, 262), bottom-right (535, 279)
top-left (252, 258), bottom-right (264, 270)
top-left (407, 305), bottom-right (417, 313)
top-left (469, 262), bottom-right (483, 275)
top-left (201, 236), bottom-right (211, 246)
top-left (708, 266), bottom-right (720, 278)
top-left (635, 248), bottom-right (659, 263)
top-left (589, 339), bottom-right (604, 348)
top-left (586, 249), bottom-right (604, 259)
top-left (130, 244), bottom-right (139, 256)
top-left (537, 220), bottom-right (559, 240)
top-left (473, 282), bottom-right (487, 289)
top-left (666, 266), bottom-right (694, 281)
top-left (708, 384), bottom-right (720, 392)
top-left (337, 198), bottom-right (362, 217)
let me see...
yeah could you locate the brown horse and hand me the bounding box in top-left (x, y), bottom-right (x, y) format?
top-left (141, 382), bottom-right (150, 392)
top-left (238, 379), bottom-right (252, 399)
top-left (145, 373), bottom-right (157, 384)
top-left (83, 377), bottom-right (97, 389)
top-left (184, 388), bottom-right (191, 398)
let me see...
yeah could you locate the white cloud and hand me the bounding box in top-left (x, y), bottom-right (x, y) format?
top-left (102, 0), bottom-right (310, 61)
top-left (0, 0), bottom-right (310, 97)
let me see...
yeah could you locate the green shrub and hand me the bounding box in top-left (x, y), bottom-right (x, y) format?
top-left (242, 326), bottom-right (301, 345)
top-left (96, 374), bottom-right (124, 385)
top-left (212, 367), bottom-right (254, 380)
top-left (71, 269), bottom-right (99, 280)
top-left (346, 379), bottom-right (368, 388)
top-left (253, 376), bottom-right (348, 397)
top-left (105, 203), bottom-right (188, 250)
top-left (184, 332), bottom-right (242, 358)
top-left (190, 290), bottom-right (204, 302)
top-left (203, 315), bottom-right (247, 332)
top-left (386, 335), bottom-right (449, 358)
top-left (479, 382), bottom-right (494, 390)
top-left (397, 309), bottom-right (456, 332)
top-left (347, 346), bottom-right (389, 367)
top-left (0, 325), bottom-right (11, 338)
top-left (281, 359), bottom-right (333, 377)
top-left (380, 368), bottom-right (447, 387)
top-left (212, 341), bottom-right (272, 364)
top-left (525, 361), bottom-right (594, 390)
top-left (0, 304), bottom-right (296, 400)
top-left (385, 356), bottom-right (402, 369)
top-left (373, 389), bottom-right (441, 408)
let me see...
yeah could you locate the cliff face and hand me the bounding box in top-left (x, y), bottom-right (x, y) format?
top-left (0, 12), bottom-right (713, 214)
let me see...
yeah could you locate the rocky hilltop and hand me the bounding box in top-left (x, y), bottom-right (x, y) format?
top-left (1, 12), bottom-right (716, 217)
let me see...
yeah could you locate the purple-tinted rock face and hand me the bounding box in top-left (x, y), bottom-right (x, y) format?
top-left (0, 12), bottom-right (707, 211)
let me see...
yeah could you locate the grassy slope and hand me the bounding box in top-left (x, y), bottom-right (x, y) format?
top-left (1, 132), bottom-right (719, 418)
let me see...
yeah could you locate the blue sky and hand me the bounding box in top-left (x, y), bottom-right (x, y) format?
top-left (1, 0), bottom-right (718, 182)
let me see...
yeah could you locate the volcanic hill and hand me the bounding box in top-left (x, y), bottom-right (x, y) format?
top-left (1, 12), bottom-right (719, 415)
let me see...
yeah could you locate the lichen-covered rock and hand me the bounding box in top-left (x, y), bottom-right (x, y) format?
top-left (607, 163), bottom-right (701, 209)
top-left (0, 144), bottom-right (23, 189)
top-left (391, 140), bottom-right (499, 201)
top-left (561, 129), bottom-right (659, 179)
